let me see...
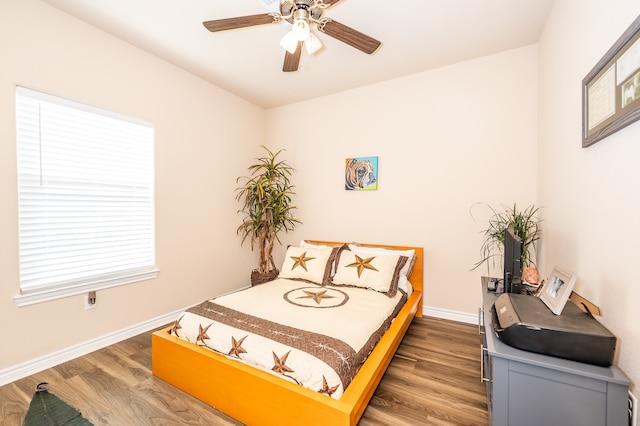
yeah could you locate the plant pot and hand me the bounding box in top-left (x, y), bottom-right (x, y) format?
top-left (251, 268), bottom-right (279, 286)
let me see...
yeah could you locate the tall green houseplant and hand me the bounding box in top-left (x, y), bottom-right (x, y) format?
top-left (471, 203), bottom-right (542, 274)
top-left (236, 146), bottom-right (300, 282)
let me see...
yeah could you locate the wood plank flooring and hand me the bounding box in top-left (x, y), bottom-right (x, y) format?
top-left (0, 317), bottom-right (488, 425)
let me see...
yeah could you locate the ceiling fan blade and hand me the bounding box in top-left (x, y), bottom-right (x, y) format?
top-left (283, 42), bottom-right (302, 72)
top-left (319, 19), bottom-right (381, 54)
top-left (203, 13), bottom-right (277, 32)
top-left (321, 0), bottom-right (342, 6)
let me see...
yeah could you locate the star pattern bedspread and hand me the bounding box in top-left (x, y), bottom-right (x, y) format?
top-left (170, 278), bottom-right (407, 399)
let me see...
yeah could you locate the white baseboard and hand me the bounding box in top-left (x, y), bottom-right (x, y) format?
top-left (0, 308), bottom-right (186, 387)
top-left (423, 306), bottom-right (477, 324)
top-left (1, 304), bottom-right (476, 388)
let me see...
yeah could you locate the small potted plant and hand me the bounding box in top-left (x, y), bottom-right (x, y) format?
top-left (235, 146), bottom-right (300, 285)
top-left (471, 203), bottom-right (542, 282)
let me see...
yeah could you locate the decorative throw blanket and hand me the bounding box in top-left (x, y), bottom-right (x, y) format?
top-left (23, 383), bottom-right (93, 426)
top-left (170, 278), bottom-right (406, 399)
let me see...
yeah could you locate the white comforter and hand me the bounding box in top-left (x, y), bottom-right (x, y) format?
top-left (170, 278), bottom-right (406, 399)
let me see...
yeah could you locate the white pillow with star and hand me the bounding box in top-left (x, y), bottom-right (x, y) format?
top-left (331, 249), bottom-right (408, 297)
top-left (278, 246), bottom-right (338, 285)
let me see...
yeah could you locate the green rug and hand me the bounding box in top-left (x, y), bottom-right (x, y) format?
top-left (23, 383), bottom-right (93, 426)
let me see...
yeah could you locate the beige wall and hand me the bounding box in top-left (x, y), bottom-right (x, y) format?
top-left (0, 0), bottom-right (264, 370)
top-left (266, 45), bottom-right (539, 317)
top-left (538, 0), bottom-right (640, 392)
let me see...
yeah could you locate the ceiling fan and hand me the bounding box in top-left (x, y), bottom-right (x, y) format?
top-left (203, 0), bottom-right (381, 72)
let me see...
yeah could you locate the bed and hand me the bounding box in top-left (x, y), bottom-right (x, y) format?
top-left (152, 241), bottom-right (423, 425)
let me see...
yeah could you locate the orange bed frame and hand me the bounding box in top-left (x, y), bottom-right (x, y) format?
top-left (152, 241), bottom-right (423, 426)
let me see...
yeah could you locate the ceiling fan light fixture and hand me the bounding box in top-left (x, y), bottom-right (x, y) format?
top-left (280, 31), bottom-right (299, 54)
top-left (305, 32), bottom-right (323, 55)
top-left (291, 19), bottom-right (310, 41)
top-left (281, 8), bottom-right (311, 54)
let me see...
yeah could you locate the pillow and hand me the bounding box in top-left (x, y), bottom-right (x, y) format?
top-left (332, 248), bottom-right (408, 297)
top-left (300, 240), bottom-right (347, 276)
top-left (279, 246), bottom-right (338, 285)
top-left (348, 244), bottom-right (416, 294)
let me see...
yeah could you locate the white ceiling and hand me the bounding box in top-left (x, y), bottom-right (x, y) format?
top-left (41, 0), bottom-right (555, 109)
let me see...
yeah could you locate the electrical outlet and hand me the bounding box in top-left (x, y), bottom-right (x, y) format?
top-left (84, 291), bottom-right (96, 310)
top-left (630, 391), bottom-right (638, 426)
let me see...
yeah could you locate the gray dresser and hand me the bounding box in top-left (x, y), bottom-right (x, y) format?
top-left (480, 278), bottom-right (629, 426)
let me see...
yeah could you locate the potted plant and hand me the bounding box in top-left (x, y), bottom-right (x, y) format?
top-left (471, 203), bottom-right (542, 281)
top-left (235, 146), bottom-right (300, 285)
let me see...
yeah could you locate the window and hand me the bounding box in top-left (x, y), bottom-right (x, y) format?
top-left (15, 87), bottom-right (157, 306)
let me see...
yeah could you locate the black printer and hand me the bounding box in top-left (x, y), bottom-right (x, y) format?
top-left (491, 293), bottom-right (616, 366)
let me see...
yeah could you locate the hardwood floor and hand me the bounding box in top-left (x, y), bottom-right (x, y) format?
top-left (0, 317), bottom-right (488, 425)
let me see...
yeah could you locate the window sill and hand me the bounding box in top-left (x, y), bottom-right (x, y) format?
top-left (13, 269), bottom-right (159, 307)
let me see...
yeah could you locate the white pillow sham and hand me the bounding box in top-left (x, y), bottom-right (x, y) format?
top-left (332, 249), bottom-right (408, 297)
top-left (279, 246), bottom-right (337, 285)
top-left (347, 244), bottom-right (416, 294)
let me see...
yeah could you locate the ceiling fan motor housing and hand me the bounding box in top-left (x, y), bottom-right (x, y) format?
top-left (281, 0), bottom-right (323, 24)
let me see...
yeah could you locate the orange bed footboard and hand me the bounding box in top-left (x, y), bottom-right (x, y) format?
top-left (152, 243), bottom-right (423, 426)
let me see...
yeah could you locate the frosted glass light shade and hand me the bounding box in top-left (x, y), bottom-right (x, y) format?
top-left (291, 19), bottom-right (310, 41)
top-left (280, 31), bottom-right (299, 54)
top-left (304, 33), bottom-right (323, 55)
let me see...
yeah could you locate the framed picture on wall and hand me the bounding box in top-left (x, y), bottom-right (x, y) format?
top-left (582, 14), bottom-right (640, 147)
top-left (539, 267), bottom-right (577, 315)
top-left (345, 156), bottom-right (378, 190)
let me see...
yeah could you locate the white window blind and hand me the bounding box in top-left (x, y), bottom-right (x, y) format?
top-left (15, 87), bottom-right (156, 302)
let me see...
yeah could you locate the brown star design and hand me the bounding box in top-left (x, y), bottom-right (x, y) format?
top-left (318, 375), bottom-right (339, 396)
top-left (272, 350), bottom-right (295, 375)
top-left (196, 323), bottom-right (212, 345)
top-left (346, 255), bottom-right (378, 277)
top-left (290, 251), bottom-right (316, 271)
top-left (297, 290), bottom-right (336, 305)
top-left (228, 335), bottom-right (248, 358)
top-left (171, 315), bottom-right (183, 337)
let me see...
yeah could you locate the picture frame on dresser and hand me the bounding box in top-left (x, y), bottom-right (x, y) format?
top-left (539, 267), bottom-right (577, 315)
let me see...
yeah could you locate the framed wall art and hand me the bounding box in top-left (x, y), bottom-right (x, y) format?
top-left (582, 14), bottom-right (640, 147)
top-left (345, 156), bottom-right (378, 191)
top-left (539, 267), bottom-right (577, 315)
